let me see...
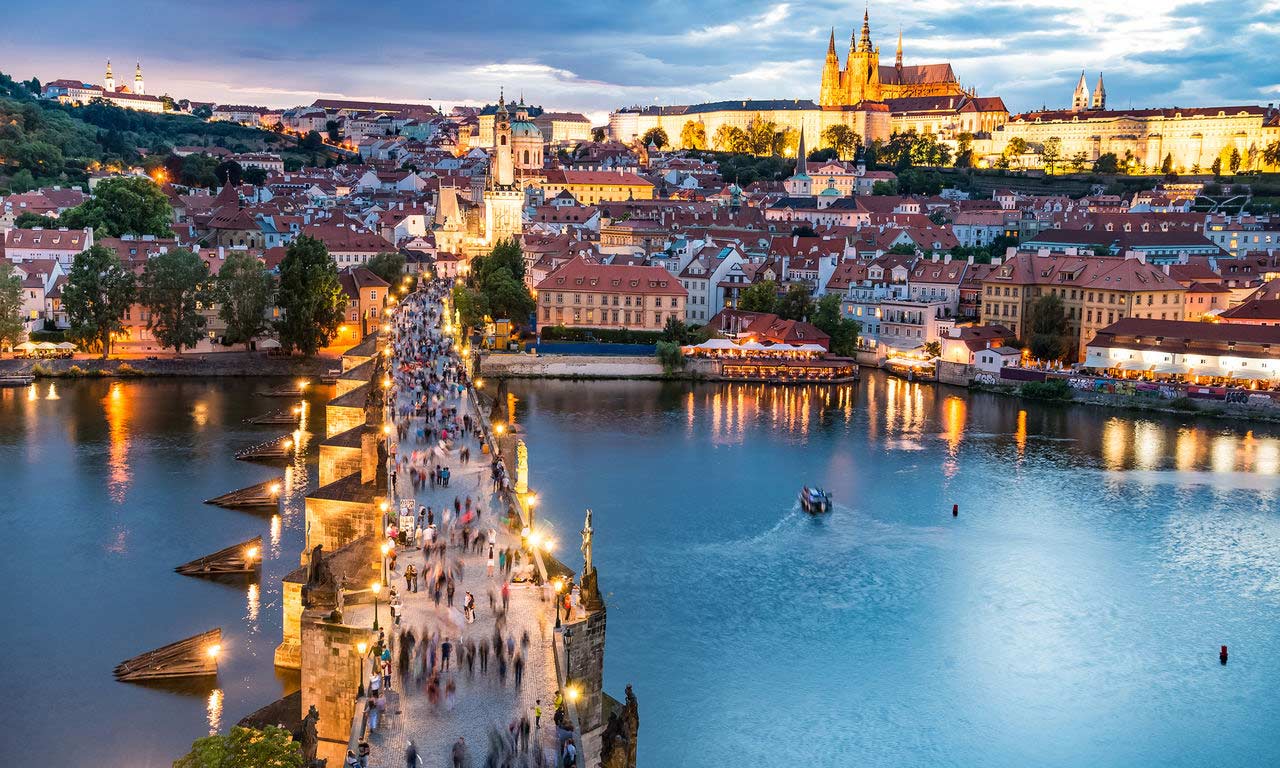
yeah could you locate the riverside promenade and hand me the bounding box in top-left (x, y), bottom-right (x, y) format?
top-left (360, 285), bottom-right (568, 768)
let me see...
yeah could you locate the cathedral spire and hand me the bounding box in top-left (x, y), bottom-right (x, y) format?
top-left (827, 28), bottom-right (837, 57)
top-left (104, 60), bottom-right (115, 91)
top-left (1091, 72), bottom-right (1106, 110)
top-left (859, 8), bottom-right (873, 52)
top-left (796, 129), bottom-right (808, 175)
top-left (1071, 70), bottom-right (1090, 113)
top-left (896, 27), bottom-right (903, 68)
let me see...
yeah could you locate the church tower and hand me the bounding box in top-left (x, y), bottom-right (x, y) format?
top-left (819, 29), bottom-right (843, 108)
top-left (104, 60), bottom-right (115, 91)
top-left (1091, 73), bottom-right (1106, 110)
top-left (785, 130), bottom-right (812, 196)
top-left (895, 28), bottom-right (903, 70)
top-left (483, 89), bottom-right (523, 248)
top-left (844, 10), bottom-right (882, 104)
top-left (494, 91), bottom-right (514, 188)
top-left (134, 62), bottom-right (144, 95)
top-left (1071, 71), bottom-right (1090, 112)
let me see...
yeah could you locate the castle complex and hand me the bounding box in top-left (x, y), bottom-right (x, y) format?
top-left (609, 10), bottom-right (1004, 150)
top-left (610, 7), bottom-right (1279, 174)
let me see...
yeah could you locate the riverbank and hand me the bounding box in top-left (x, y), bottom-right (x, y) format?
top-left (972, 380), bottom-right (1280, 424)
top-left (0, 352), bottom-right (337, 378)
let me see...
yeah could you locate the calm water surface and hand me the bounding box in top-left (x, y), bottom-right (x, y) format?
top-left (3, 374), bottom-right (1280, 766)
top-left (0, 378), bottom-right (325, 767)
top-left (503, 373), bottom-right (1280, 768)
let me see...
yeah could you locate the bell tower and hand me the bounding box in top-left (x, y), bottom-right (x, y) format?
top-left (134, 62), bottom-right (145, 95)
top-left (819, 29), bottom-right (843, 108)
top-left (104, 60), bottom-right (115, 91)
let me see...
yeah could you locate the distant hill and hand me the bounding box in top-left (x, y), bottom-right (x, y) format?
top-left (0, 70), bottom-right (333, 194)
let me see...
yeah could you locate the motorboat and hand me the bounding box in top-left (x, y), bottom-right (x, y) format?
top-left (799, 486), bottom-right (832, 514)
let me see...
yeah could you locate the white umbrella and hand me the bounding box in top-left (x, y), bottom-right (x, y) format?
top-left (14, 341), bottom-right (37, 351)
top-left (54, 342), bottom-right (77, 350)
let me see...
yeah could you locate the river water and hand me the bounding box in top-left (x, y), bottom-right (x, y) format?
top-left (2, 374), bottom-right (1279, 766)
top-left (501, 373), bottom-right (1280, 768)
top-left (0, 378), bottom-right (323, 768)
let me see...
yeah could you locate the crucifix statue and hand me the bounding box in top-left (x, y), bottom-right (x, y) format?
top-left (581, 509), bottom-right (594, 575)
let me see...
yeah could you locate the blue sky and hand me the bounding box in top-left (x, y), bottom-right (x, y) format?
top-left (3, 0), bottom-right (1278, 122)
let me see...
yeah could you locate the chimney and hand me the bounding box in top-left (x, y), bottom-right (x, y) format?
top-left (944, 253), bottom-right (952, 264)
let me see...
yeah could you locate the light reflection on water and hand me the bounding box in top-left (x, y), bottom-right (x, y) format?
top-left (0, 377), bottom-right (317, 767)
top-left (505, 374), bottom-right (1280, 768)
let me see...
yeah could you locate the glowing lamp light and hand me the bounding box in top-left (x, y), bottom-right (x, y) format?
top-left (529, 532), bottom-right (543, 550)
top-left (542, 538), bottom-right (554, 552)
top-left (291, 405), bottom-right (302, 414)
top-left (207, 644), bottom-right (222, 659)
top-left (554, 578), bottom-right (565, 594)
top-left (371, 582), bottom-right (381, 595)
top-left (475, 378), bottom-right (485, 389)
top-left (283, 439), bottom-right (293, 450)
top-left (297, 379), bottom-right (309, 390)
top-left (382, 377), bottom-right (392, 388)
top-left (566, 686), bottom-right (581, 703)
top-left (245, 546), bottom-right (259, 560)
top-left (357, 641), bottom-right (368, 655)
top-left (379, 501), bottom-right (389, 513)
top-left (526, 493), bottom-right (539, 508)
top-left (382, 425), bottom-right (392, 436)
top-left (494, 424), bottom-right (506, 436)
top-left (269, 483), bottom-right (282, 495)
top-left (380, 542), bottom-right (391, 556)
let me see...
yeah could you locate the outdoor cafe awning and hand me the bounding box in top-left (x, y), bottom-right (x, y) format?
top-left (1114, 359), bottom-right (1151, 371)
top-left (34, 342), bottom-right (58, 351)
top-left (14, 341), bottom-right (36, 351)
top-left (1227, 369), bottom-right (1276, 381)
top-left (54, 342), bottom-right (77, 350)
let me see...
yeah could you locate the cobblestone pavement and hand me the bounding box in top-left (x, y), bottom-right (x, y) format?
top-left (365, 312), bottom-right (561, 768)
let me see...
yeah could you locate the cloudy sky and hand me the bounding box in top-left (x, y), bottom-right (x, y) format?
top-left (3, 0), bottom-right (1278, 122)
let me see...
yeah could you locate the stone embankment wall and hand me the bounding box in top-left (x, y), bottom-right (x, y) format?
top-left (481, 354), bottom-right (666, 379)
top-left (0, 353), bottom-right (334, 377)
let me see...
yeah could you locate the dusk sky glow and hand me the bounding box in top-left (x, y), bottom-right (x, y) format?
top-left (3, 0), bottom-right (1279, 121)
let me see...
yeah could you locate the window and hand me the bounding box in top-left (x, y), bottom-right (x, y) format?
top-left (369, 290), bottom-right (377, 300)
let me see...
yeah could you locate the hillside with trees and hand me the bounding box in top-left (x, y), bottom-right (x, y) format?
top-left (0, 70), bottom-right (323, 194)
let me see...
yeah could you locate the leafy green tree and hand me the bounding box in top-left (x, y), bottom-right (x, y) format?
top-left (215, 251), bottom-right (274, 345)
top-left (679, 120), bottom-right (707, 150)
top-left (61, 176), bottom-right (173, 237)
top-left (738, 280), bottom-right (778, 313)
top-left (790, 224), bottom-right (818, 238)
top-left (640, 127), bottom-right (668, 150)
top-left (215, 160), bottom-right (244, 187)
top-left (1211, 158), bottom-right (1223, 177)
top-left (591, 127), bottom-right (606, 142)
top-left (776, 284), bottom-right (813, 321)
top-left (14, 212), bottom-right (59, 228)
top-left (365, 252), bottom-right (406, 285)
top-left (821, 125), bottom-right (860, 160)
top-left (274, 236), bottom-right (347, 354)
top-left (887, 243), bottom-right (917, 255)
top-left (0, 261), bottom-right (25, 350)
top-left (173, 725), bottom-right (303, 768)
top-left (192, 104), bottom-right (213, 119)
top-left (1263, 141), bottom-right (1280, 170)
top-left (180, 153), bottom-right (220, 188)
top-left (243, 166), bottom-right (268, 186)
top-left (712, 124), bottom-right (749, 153)
top-left (61, 244), bottom-right (136, 358)
top-left (656, 340), bottom-right (685, 372)
top-left (1041, 137), bottom-right (1062, 174)
top-left (871, 180), bottom-right (898, 195)
top-left (954, 132), bottom-right (974, 169)
top-left (1093, 153), bottom-right (1119, 174)
top-left (661, 316), bottom-right (692, 344)
top-left (1229, 147), bottom-right (1242, 174)
top-left (6, 169), bottom-right (37, 193)
top-left (300, 131), bottom-right (324, 151)
top-left (923, 340), bottom-right (942, 358)
top-left (452, 283), bottom-right (488, 330)
top-left (15, 140), bottom-right (64, 175)
top-left (1160, 153), bottom-right (1173, 175)
top-left (807, 147), bottom-right (839, 162)
top-left (810, 294), bottom-right (860, 357)
top-left (1026, 293), bottom-right (1070, 361)
top-left (139, 247), bottom-right (210, 354)
top-left (744, 114), bottom-right (778, 156)
top-left (325, 119), bottom-right (342, 143)
top-left (1003, 137), bottom-right (1028, 166)
top-left (1068, 151), bottom-right (1089, 173)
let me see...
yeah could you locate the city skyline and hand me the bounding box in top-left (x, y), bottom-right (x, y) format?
top-left (4, 0), bottom-right (1278, 122)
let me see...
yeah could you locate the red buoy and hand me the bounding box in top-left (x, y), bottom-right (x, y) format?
top-left (952, 504), bottom-right (958, 517)
top-left (1220, 645), bottom-right (1229, 664)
